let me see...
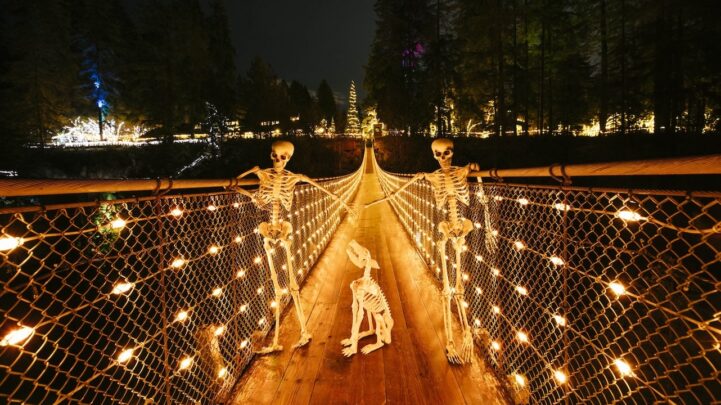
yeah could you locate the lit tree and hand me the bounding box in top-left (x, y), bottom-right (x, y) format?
top-left (346, 81), bottom-right (362, 135)
top-left (328, 117), bottom-right (336, 135)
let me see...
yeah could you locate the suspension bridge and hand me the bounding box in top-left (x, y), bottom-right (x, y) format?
top-left (1, 147), bottom-right (720, 404)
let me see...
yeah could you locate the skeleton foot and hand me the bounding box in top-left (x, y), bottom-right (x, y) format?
top-left (446, 344), bottom-right (463, 365)
top-left (256, 344), bottom-right (283, 355)
top-left (361, 342), bottom-right (384, 354)
top-left (342, 345), bottom-right (358, 357)
top-left (292, 332), bottom-right (312, 349)
top-left (459, 328), bottom-right (473, 364)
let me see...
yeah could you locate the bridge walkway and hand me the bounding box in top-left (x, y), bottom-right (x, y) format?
top-left (231, 150), bottom-right (503, 404)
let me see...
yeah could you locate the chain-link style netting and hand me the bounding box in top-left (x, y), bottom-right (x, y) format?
top-left (374, 154), bottom-right (721, 405)
top-left (0, 161), bottom-right (363, 404)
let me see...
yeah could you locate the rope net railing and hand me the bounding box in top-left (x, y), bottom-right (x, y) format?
top-left (373, 152), bottom-right (721, 405)
top-left (0, 158), bottom-right (364, 403)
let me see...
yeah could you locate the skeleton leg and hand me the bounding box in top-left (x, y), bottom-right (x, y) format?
top-left (361, 313), bottom-right (386, 354)
top-left (342, 309), bottom-right (375, 346)
top-left (451, 236), bottom-right (473, 364)
top-left (438, 227), bottom-right (461, 364)
top-left (256, 237), bottom-right (283, 354)
top-left (280, 239), bottom-right (312, 348)
top-left (343, 294), bottom-right (364, 357)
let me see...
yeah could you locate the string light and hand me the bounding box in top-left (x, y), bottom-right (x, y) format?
top-left (213, 325), bottom-right (225, 336)
top-left (513, 373), bottom-right (526, 387)
top-left (515, 286), bottom-right (528, 296)
top-left (171, 258), bottom-right (185, 269)
top-left (234, 235), bottom-right (242, 243)
top-left (111, 281), bottom-right (134, 295)
top-left (517, 331), bottom-right (529, 343)
top-left (615, 210), bottom-right (644, 222)
top-left (217, 367), bottom-right (228, 379)
top-left (233, 202), bottom-right (240, 208)
top-left (475, 287), bottom-right (482, 295)
top-left (553, 315), bottom-right (567, 327)
top-left (614, 358), bottom-right (633, 377)
top-left (239, 304), bottom-right (248, 313)
top-left (492, 305), bottom-right (501, 314)
top-left (609, 282), bottom-right (626, 297)
top-left (0, 235), bottom-right (24, 252)
top-left (474, 319), bottom-right (481, 327)
top-left (212, 287), bottom-right (222, 297)
top-left (178, 356), bottom-right (193, 371)
top-left (170, 207), bottom-right (183, 217)
top-left (257, 286), bottom-right (264, 294)
top-left (175, 310), bottom-right (189, 322)
top-left (207, 204), bottom-right (217, 212)
top-left (110, 218), bottom-right (126, 229)
top-left (491, 340), bottom-right (501, 351)
top-left (270, 300), bottom-right (278, 308)
top-left (514, 241), bottom-right (526, 250)
top-left (254, 256), bottom-right (262, 264)
top-left (1, 325), bottom-right (34, 346)
top-left (554, 369), bottom-right (568, 384)
top-left (240, 339), bottom-right (249, 349)
top-left (554, 203), bottom-right (571, 211)
top-left (208, 245), bottom-right (220, 255)
top-left (117, 348), bottom-right (134, 363)
top-left (517, 198), bottom-right (529, 206)
top-left (492, 268), bottom-right (500, 277)
top-left (236, 270), bottom-right (246, 278)
top-left (549, 256), bottom-right (565, 266)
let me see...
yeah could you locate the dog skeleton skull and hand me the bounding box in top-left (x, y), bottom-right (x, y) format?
top-left (235, 141), bottom-right (356, 354)
top-left (341, 240), bottom-right (393, 357)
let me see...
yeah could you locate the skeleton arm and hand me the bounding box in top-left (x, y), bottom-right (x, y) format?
top-left (297, 174), bottom-right (355, 214)
top-left (365, 173), bottom-right (425, 208)
top-left (234, 166), bottom-right (260, 201)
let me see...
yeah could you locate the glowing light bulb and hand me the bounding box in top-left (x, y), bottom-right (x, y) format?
top-left (236, 270), bottom-right (246, 278)
top-left (515, 286), bottom-right (528, 296)
top-left (517, 331), bottom-right (529, 343)
top-left (474, 319), bottom-right (481, 327)
top-left (117, 348), bottom-right (134, 363)
top-left (614, 358), bottom-right (633, 376)
top-left (217, 367), bottom-right (227, 378)
top-left (514, 373), bottom-right (526, 387)
top-left (208, 245), bottom-right (220, 255)
top-left (233, 202), bottom-right (240, 208)
top-left (491, 229), bottom-right (499, 237)
top-left (549, 256), bottom-right (565, 266)
top-left (514, 241), bottom-right (525, 250)
top-left (270, 300), bottom-right (278, 308)
top-left (517, 198), bottom-right (529, 206)
top-left (492, 305), bottom-right (501, 314)
top-left (1, 325), bottom-right (34, 346)
top-left (175, 310), bottom-right (189, 322)
top-left (258, 317), bottom-right (266, 326)
top-left (491, 268), bottom-right (500, 277)
top-left (491, 341), bottom-right (501, 351)
top-left (234, 235), bottom-right (242, 243)
top-left (240, 339), bottom-right (249, 349)
top-left (0, 236), bottom-right (24, 252)
top-left (254, 256), bottom-right (262, 264)
top-left (171, 258), bottom-right (185, 269)
top-left (462, 273), bottom-right (470, 282)
top-left (281, 288), bottom-right (289, 295)
top-left (110, 218), bottom-right (126, 229)
top-left (475, 287), bottom-right (482, 295)
top-left (240, 304), bottom-right (248, 313)
top-left (615, 210), bottom-right (643, 222)
top-left (214, 325), bottom-right (225, 336)
top-left (112, 281), bottom-right (134, 295)
top-left (554, 369), bottom-right (568, 384)
top-left (609, 282), bottom-right (626, 297)
top-left (554, 203), bottom-right (571, 211)
top-left (474, 222), bottom-right (482, 229)
top-left (461, 300), bottom-right (469, 308)
top-left (475, 255), bottom-right (483, 262)
top-left (212, 287), bottom-right (222, 297)
top-left (207, 204), bottom-right (217, 212)
top-left (179, 356), bottom-right (192, 370)
top-left (170, 208), bottom-right (183, 217)
top-left (553, 315), bottom-right (567, 327)
top-left (257, 286), bottom-right (264, 294)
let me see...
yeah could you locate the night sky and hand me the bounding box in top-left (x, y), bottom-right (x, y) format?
top-left (223, 0), bottom-right (375, 103)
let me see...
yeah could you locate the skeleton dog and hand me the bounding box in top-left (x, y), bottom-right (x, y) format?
top-left (367, 138), bottom-right (484, 364)
top-left (236, 141), bottom-right (356, 354)
top-left (341, 240), bottom-right (393, 357)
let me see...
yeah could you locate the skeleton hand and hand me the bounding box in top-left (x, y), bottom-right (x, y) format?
top-left (468, 162), bottom-right (480, 171)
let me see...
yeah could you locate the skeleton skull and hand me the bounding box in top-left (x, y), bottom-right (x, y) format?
top-left (346, 240), bottom-right (380, 270)
top-left (431, 139), bottom-right (454, 168)
top-left (270, 141), bottom-right (295, 171)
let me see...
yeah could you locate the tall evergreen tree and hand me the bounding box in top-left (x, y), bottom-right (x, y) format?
top-left (346, 81), bottom-right (362, 134)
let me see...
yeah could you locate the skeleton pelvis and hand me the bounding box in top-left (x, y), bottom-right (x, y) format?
top-left (259, 221), bottom-right (292, 241)
top-left (438, 218), bottom-right (473, 239)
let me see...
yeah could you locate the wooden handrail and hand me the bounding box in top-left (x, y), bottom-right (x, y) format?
top-left (0, 178), bottom-right (259, 197)
top-left (469, 154), bottom-right (721, 179)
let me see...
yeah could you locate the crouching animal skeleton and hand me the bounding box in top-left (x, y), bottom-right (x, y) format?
top-left (367, 138), bottom-right (481, 364)
top-left (341, 240), bottom-right (394, 357)
top-left (236, 141), bottom-right (356, 354)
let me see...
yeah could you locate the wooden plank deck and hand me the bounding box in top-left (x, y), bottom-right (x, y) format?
top-left (230, 151), bottom-right (504, 405)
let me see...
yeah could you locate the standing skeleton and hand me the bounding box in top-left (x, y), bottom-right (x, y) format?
top-left (368, 138), bottom-right (481, 364)
top-left (236, 141), bottom-right (355, 353)
top-left (341, 240), bottom-right (394, 357)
